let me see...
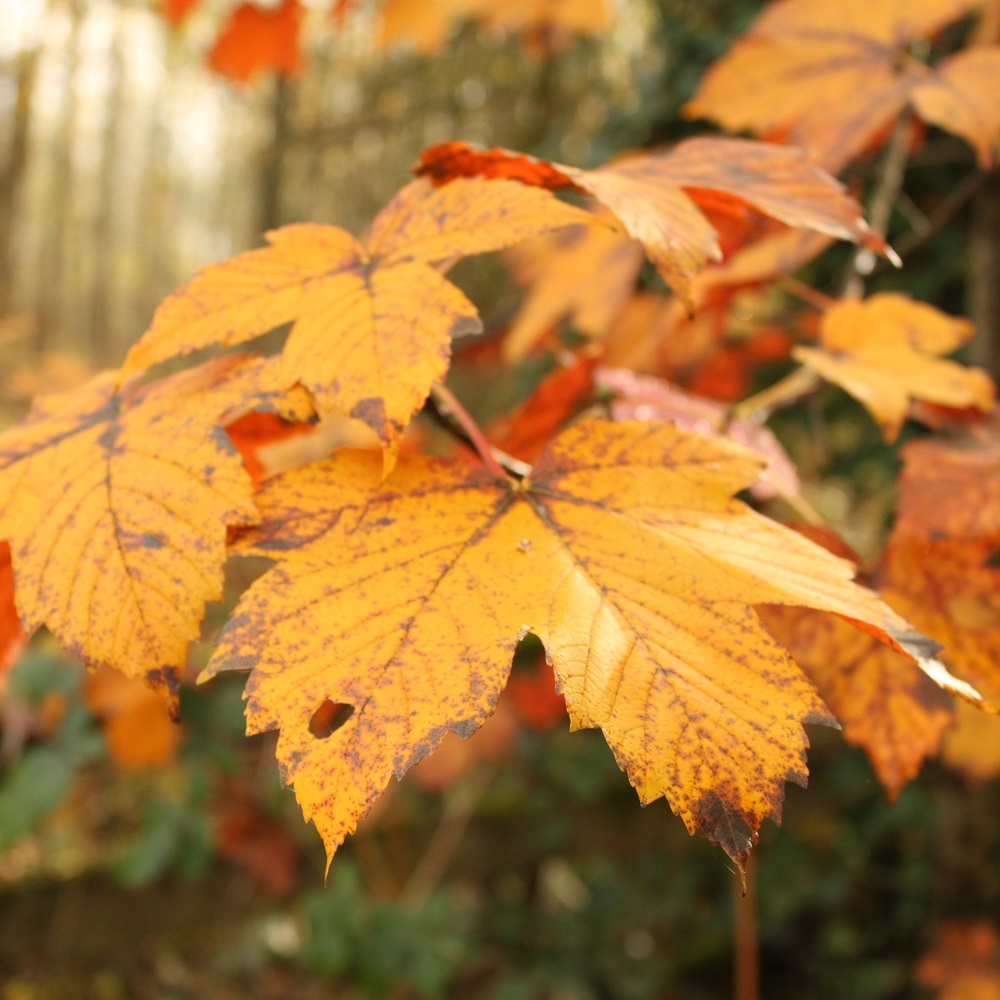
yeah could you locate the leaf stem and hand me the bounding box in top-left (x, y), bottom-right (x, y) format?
top-left (430, 382), bottom-right (527, 479)
top-left (777, 276), bottom-right (837, 312)
top-left (844, 110), bottom-right (912, 297)
top-left (731, 366), bottom-right (821, 422)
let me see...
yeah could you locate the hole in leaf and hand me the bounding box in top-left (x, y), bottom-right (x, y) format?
top-left (309, 700), bottom-right (354, 739)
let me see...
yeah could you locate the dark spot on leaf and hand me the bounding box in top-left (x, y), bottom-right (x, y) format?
top-left (375, 517), bottom-right (395, 527)
top-left (139, 533), bottom-right (165, 550)
top-left (350, 397), bottom-right (387, 436)
top-left (309, 700), bottom-right (354, 739)
top-left (449, 313), bottom-right (482, 340)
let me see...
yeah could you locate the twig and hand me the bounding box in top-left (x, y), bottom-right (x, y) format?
top-left (733, 852), bottom-right (759, 1000)
top-left (429, 382), bottom-right (530, 479)
top-left (843, 110), bottom-right (913, 298)
top-left (777, 277), bottom-right (837, 312)
top-left (730, 367), bottom-right (821, 422)
top-left (401, 762), bottom-right (496, 908)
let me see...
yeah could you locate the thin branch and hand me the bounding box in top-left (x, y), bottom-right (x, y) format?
top-left (429, 382), bottom-right (530, 479)
top-left (843, 110), bottom-right (913, 298)
top-left (777, 276), bottom-right (837, 312)
top-left (730, 367), bottom-right (821, 422)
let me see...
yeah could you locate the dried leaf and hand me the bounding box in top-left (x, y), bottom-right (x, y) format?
top-left (793, 293), bottom-right (994, 441)
top-left (208, 0), bottom-right (303, 83)
top-left (0, 356), bottom-right (267, 711)
top-left (418, 139), bottom-right (884, 308)
top-left (204, 418), bottom-right (952, 870)
top-left (123, 178), bottom-right (590, 469)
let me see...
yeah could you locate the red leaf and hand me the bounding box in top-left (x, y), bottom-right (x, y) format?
top-left (208, 0), bottom-right (303, 84)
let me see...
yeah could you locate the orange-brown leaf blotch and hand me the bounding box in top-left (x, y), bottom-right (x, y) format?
top-left (204, 418), bottom-right (948, 870)
top-left (0, 355), bottom-right (268, 712)
top-left (122, 178), bottom-right (592, 470)
top-left (416, 138), bottom-right (884, 307)
top-left (793, 293), bottom-right (995, 441)
top-left (0, 541), bottom-right (26, 688)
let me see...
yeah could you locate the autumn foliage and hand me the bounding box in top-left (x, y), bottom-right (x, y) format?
top-left (5, 0), bottom-right (1000, 894)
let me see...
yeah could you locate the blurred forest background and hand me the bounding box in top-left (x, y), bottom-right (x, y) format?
top-left (3, 1), bottom-right (1000, 998)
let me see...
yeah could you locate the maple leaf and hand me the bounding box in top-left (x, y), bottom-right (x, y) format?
top-left (122, 177), bottom-right (591, 471)
top-left (205, 418), bottom-right (961, 871)
top-left (208, 0), bottom-right (303, 84)
top-left (595, 367), bottom-right (801, 502)
top-left (793, 293), bottom-right (995, 441)
top-left (503, 224), bottom-right (644, 362)
top-left (416, 138), bottom-right (887, 307)
top-left (0, 355), bottom-right (284, 712)
top-left (875, 532), bottom-right (1000, 699)
top-left (910, 46), bottom-right (1000, 166)
top-left (759, 602), bottom-right (954, 800)
top-left (684, 0), bottom-right (985, 171)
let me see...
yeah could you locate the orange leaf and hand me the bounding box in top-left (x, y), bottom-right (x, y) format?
top-left (502, 224), bottom-right (643, 362)
top-left (876, 532), bottom-right (1000, 699)
top-left (596, 367), bottom-right (801, 502)
top-left (0, 355), bottom-right (271, 712)
top-left (489, 349), bottom-right (601, 463)
top-left (684, 0), bottom-right (981, 171)
top-left (896, 416), bottom-right (1000, 537)
top-left (0, 541), bottom-right (26, 689)
top-left (417, 138), bottom-right (886, 307)
top-left (161, 0), bottom-right (199, 25)
top-left (123, 178), bottom-right (591, 471)
top-left (203, 419), bottom-right (958, 871)
top-left (793, 293), bottom-right (995, 441)
top-left (83, 666), bottom-right (182, 769)
top-left (911, 46), bottom-right (1000, 167)
top-left (208, 0), bottom-right (303, 84)
top-left (917, 922), bottom-right (1000, 1000)
top-left (760, 603), bottom-right (954, 799)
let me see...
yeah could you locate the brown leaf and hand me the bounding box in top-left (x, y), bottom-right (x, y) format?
top-left (0, 355), bottom-right (267, 711)
top-left (793, 293), bottom-right (994, 441)
top-left (416, 138), bottom-right (885, 307)
top-left (204, 419), bottom-right (956, 871)
top-left (123, 178), bottom-right (591, 470)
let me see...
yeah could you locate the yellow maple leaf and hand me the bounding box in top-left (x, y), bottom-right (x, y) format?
top-left (121, 177), bottom-right (592, 471)
top-left (793, 293), bottom-right (995, 441)
top-left (204, 418), bottom-right (969, 870)
top-left (0, 355), bottom-right (285, 712)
